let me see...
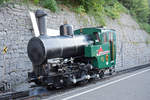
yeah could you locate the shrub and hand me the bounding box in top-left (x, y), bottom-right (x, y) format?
top-left (119, 0), bottom-right (150, 23)
top-left (139, 22), bottom-right (150, 33)
top-left (73, 5), bottom-right (86, 15)
top-left (34, 0), bottom-right (39, 5)
top-left (41, 0), bottom-right (58, 12)
top-left (70, 0), bottom-right (127, 25)
top-left (0, 0), bottom-right (5, 5)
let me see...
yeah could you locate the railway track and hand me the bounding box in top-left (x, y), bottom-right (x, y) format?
top-left (0, 63), bottom-right (150, 100)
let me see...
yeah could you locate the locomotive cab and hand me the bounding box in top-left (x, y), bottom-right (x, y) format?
top-left (75, 28), bottom-right (116, 69)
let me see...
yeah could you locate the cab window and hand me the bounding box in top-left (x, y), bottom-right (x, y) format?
top-left (94, 32), bottom-right (101, 43)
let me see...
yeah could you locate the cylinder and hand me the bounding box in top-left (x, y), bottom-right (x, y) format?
top-left (27, 35), bottom-right (92, 65)
top-left (60, 24), bottom-right (73, 36)
top-left (35, 10), bottom-right (47, 35)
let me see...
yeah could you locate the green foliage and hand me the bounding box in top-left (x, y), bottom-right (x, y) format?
top-left (119, 0), bottom-right (150, 33)
top-left (148, 0), bottom-right (150, 6)
top-left (61, 0), bottom-right (150, 32)
top-left (72, 5), bottom-right (86, 15)
top-left (57, 0), bottom-right (72, 7)
top-left (2, 0), bottom-right (150, 33)
top-left (0, 0), bottom-right (4, 4)
top-left (41, 0), bottom-right (58, 12)
top-left (34, 0), bottom-right (39, 5)
top-left (104, 2), bottom-right (127, 19)
top-left (0, 0), bottom-right (10, 5)
top-left (0, 0), bottom-right (3, 4)
top-left (72, 0), bottom-right (126, 25)
top-left (119, 0), bottom-right (150, 23)
top-left (86, 0), bottom-right (106, 25)
top-left (139, 22), bottom-right (150, 33)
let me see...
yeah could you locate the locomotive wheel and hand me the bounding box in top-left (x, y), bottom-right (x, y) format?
top-left (77, 71), bottom-right (88, 85)
top-left (112, 66), bottom-right (115, 72)
top-left (63, 77), bottom-right (73, 88)
top-left (109, 66), bottom-right (115, 75)
top-left (78, 80), bottom-right (88, 85)
top-left (109, 69), bottom-right (112, 75)
top-left (34, 81), bottom-right (42, 85)
top-left (99, 71), bottom-right (104, 79)
top-left (47, 85), bottom-right (54, 90)
top-left (54, 77), bottom-right (64, 89)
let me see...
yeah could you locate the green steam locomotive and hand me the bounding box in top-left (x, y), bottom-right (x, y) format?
top-left (27, 10), bottom-right (116, 88)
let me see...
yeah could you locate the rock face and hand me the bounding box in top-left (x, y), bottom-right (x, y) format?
top-left (0, 4), bottom-right (33, 90)
top-left (0, 4), bottom-right (150, 90)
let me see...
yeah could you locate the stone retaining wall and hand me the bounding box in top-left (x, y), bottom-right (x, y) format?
top-left (0, 3), bottom-right (150, 90)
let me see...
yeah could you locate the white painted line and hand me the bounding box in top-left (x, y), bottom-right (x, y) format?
top-left (43, 80), bottom-right (96, 100)
top-left (62, 68), bottom-right (150, 100)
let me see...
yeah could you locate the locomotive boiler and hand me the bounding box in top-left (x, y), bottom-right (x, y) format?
top-left (27, 10), bottom-right (116, 88)
top-left (27, 34), bottom-right (92, 65)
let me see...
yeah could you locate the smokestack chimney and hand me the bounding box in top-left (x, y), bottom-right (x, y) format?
top-left (35, 10), bottom-right (47, 35)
